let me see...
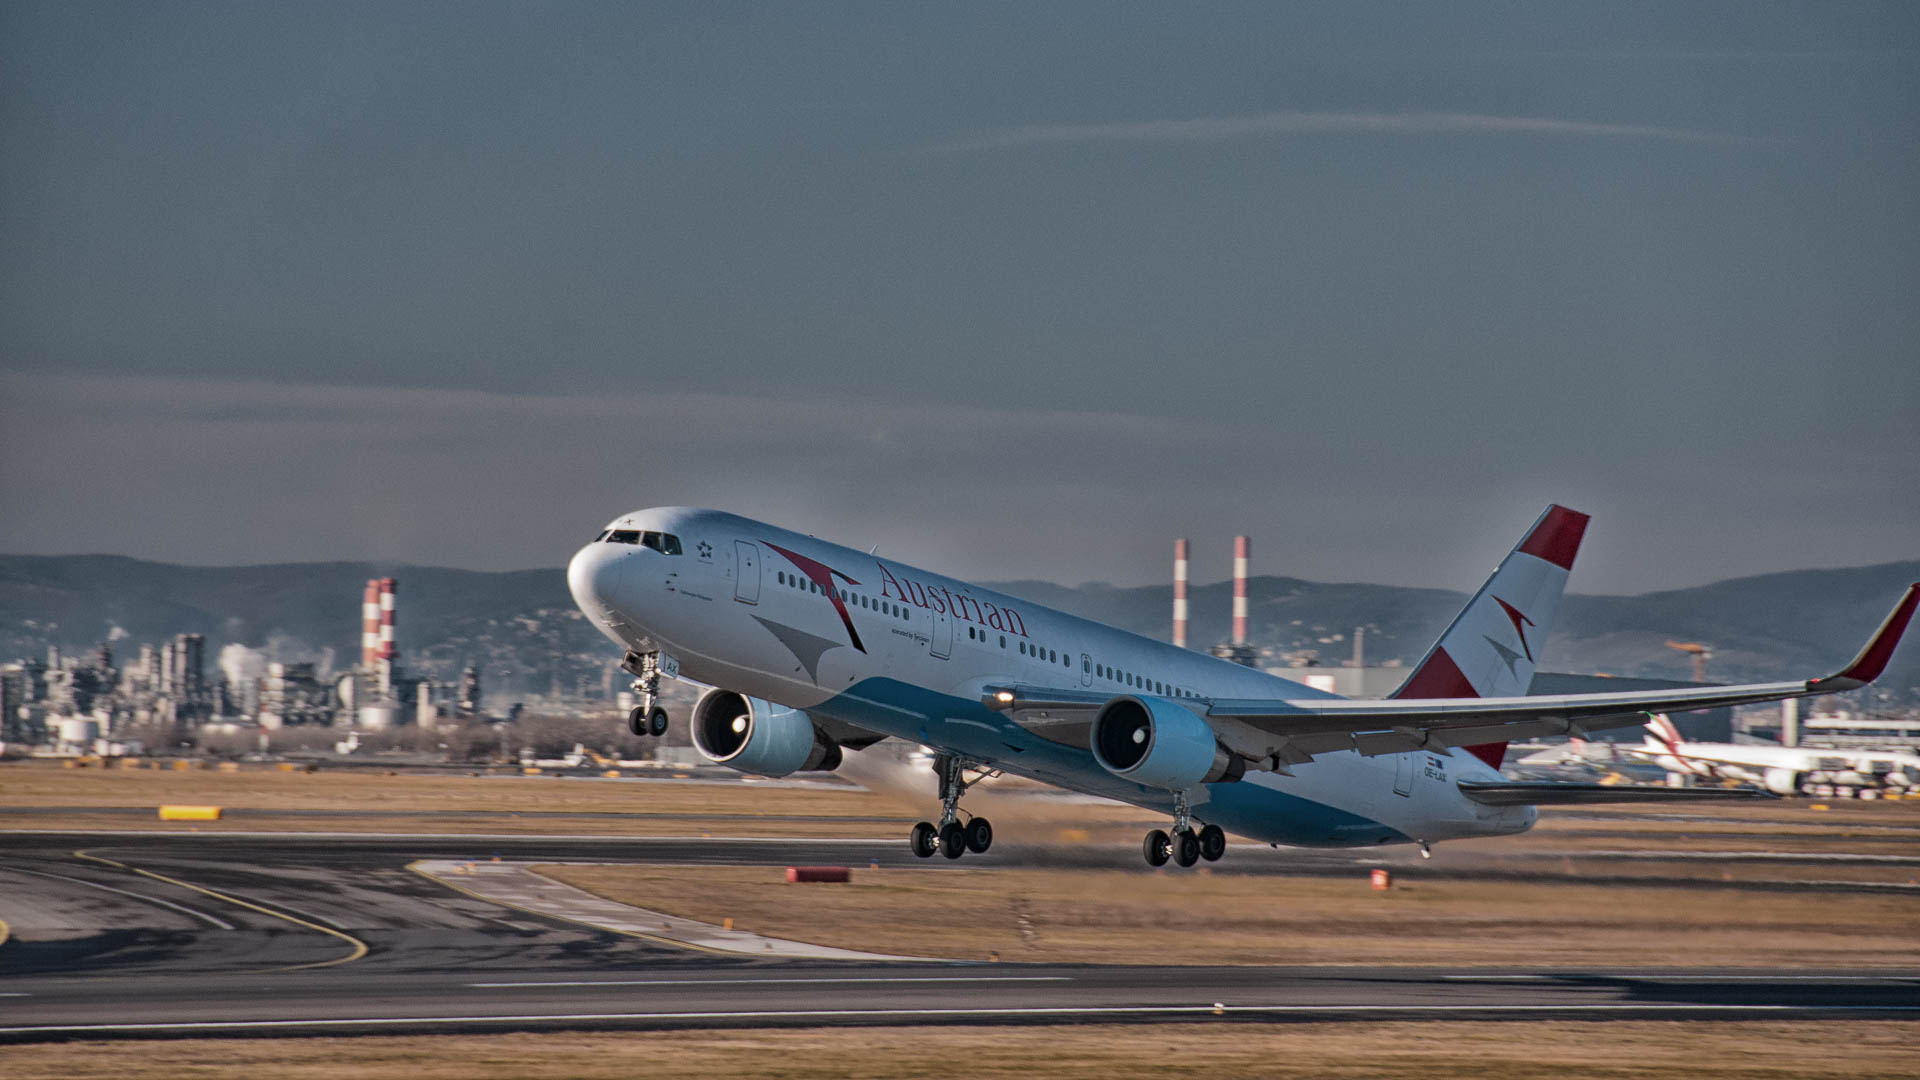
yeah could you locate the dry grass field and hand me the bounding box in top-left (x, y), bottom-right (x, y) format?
top-left (540, 861), bottom-right (1920, 968)
top-left (0, 759), bottom-right (914, 835)
top-left (5, 1022), bottom-right (1918, 1080)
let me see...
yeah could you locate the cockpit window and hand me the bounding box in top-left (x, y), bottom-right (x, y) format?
top-left (627, 531), bottom-right (683, 555)
top-left (593, 530), bottom-right (611, 542)
top-left (608, 529), bottom-right (641, 544)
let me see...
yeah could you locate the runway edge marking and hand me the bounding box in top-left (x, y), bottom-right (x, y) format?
top-left (70, 850), bottom-right (368, 971)
top-left (409, 860), bottom-right (929, 962)
top-left (5, 1002), bottom-right (1920, 1039)
top-left (406, 860), bottom-right (734, 958)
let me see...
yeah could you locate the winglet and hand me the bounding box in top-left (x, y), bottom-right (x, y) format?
top-left (1808, 583), bottom-right (1920, 693)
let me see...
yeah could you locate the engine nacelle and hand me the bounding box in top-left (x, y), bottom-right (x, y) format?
top-left (689, 689), bottom-right (841, 777)
top-left (1762, 767), bottom-right (1802, 796)
top-left (1090, 695), bottom-right (1244, 791)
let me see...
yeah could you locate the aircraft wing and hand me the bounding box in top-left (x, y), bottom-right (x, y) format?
top-left (987, 583), bottom-right (1917, 767)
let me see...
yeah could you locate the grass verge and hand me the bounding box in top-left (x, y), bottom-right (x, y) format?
top-left (5, 1022), bottom-right (1919, 1079)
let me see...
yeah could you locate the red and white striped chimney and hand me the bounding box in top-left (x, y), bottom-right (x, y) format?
top-left (1172, 538), bottom-right (1189, 648)
top-left (361, 580), bottom-right (381, 670)
top-left (376, 578), bottom-right (396, 662)
top-left (376, 578), bottom-right (397, 696)
top-left (1231, 535), bottom-right (1250, 646)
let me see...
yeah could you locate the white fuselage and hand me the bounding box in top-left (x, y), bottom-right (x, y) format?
top-left (1639, 739), bottom-right (1920, 793)
top-left (568, 507), bottom-right (1536, 847)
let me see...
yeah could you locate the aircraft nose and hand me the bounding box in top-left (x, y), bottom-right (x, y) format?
top-left (567, 542), bottom-right (626, 616)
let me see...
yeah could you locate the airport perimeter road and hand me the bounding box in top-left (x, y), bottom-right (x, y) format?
top-left (1, 831), bottom-right (1917, 1042)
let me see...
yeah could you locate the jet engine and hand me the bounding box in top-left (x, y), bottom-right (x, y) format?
top-left (1090, 695), bottom-right (1244, 791)
top-left (689, 689), bottom-right (842, 777)
top-left (1761, 767), bottom-right (1803, 796)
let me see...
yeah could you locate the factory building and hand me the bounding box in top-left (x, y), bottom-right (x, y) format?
top-left (258, 662), bottom-right (333, 729)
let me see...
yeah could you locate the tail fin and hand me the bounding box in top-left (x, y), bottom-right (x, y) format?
top-left (1391, 504), bottom-right (1590, 769)
top-left (1643, 713), bottom-right (1684, 754)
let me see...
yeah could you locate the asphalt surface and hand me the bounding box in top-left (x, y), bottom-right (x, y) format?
top-left (1, 831), bottom-right (1916, 1042)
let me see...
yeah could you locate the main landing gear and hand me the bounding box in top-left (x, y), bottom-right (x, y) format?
top-left (623, 651), bottom-right (670, 737)
top-left (909, 753), bottom-right (995, 860)
top-left (1141, 790), bottom-right (1226, 868)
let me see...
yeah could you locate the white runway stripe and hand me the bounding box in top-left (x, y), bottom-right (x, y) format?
top-left (469, 976), bottom-right (1073, 988)
top-left (5, 1002), bottom-right (1917, 1036)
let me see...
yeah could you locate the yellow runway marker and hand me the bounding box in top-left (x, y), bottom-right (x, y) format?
top-left (0, 914), bottom-right (11, 950)
top-left (407, 861), bottom-right (732, 957)
top-left (71, 850), bottom-right (368, 971)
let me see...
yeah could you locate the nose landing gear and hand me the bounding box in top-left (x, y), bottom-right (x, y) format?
top-left (1140, 790), bottom-right (1226, 868)
top-left (908, 753), bottom-right (996, 860)
top-left (622, 651), bottom-right (670, 737)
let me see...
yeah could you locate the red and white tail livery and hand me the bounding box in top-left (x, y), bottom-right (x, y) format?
top-left (1391, 504), bottom-right (1589, 767)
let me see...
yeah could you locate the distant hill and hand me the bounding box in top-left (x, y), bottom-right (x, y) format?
top-left (993, 562), bottom-right (1920, 701)
top-left (0, 555), bottom-right (604, 699)
top-left (2, 554), bottom-right (1914, 703)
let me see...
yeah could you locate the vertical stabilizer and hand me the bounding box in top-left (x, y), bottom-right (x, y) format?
top-left (1391, 505), bottom-right (1591, 768)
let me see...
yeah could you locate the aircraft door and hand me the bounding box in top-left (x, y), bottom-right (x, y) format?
top-left (1392, 753), bottom-right (1414, 797)
top-left (1080, 653), bottom-right (1093, 687)
top-left (733, 541), bottom-right (760, 604)
top-left (929, 608), bottom-right (952, 659)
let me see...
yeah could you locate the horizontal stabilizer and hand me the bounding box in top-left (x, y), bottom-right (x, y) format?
top-left (1456, 780), bottom-right (1776, 806)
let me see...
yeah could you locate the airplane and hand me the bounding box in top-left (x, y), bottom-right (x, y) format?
top-left (566, 505), bottom-right (1917, 867)
top-left (1632, 714), bottom-right (1920, 796)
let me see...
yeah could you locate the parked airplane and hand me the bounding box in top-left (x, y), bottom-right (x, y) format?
top-left (1633, 714), bottom-right (1920, 795)
top-left (567, 506), bottom-right (1916, 866)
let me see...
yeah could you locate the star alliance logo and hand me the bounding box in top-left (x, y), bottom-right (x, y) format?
top-left (696, 540), bottom-right (713, 560)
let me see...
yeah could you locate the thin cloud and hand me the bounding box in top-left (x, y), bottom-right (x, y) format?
top-left (928, 110), bottom-right (1754, 152)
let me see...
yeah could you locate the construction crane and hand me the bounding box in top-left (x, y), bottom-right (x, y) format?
top-left (1664, 640), bottom-right (1712, 682)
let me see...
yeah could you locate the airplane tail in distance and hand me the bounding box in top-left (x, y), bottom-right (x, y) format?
top-left (1391, 504), bottom-right (1591, 769)
top-left (1644, 713), bottom-right (1684, 754)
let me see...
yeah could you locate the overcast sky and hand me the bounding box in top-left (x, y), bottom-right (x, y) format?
top-left (2, 2), bottom-right (1915, 594)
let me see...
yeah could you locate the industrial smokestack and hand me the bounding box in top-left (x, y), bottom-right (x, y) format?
top-left (376, 578), bottom-right (396, 697)
top-left (1232, 535), bottom-right (1250, 646)
top-left (1172, 538), bottom-right (1190, 649)
top-left (1352, 626), bottom-right (1365, 670)
top-left (361, 580), bottom-right (381, 670)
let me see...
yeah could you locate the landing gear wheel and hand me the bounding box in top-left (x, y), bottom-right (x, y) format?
top-left (963, 817), bottom-right (993, 854)
top-left (1143, 828), bottom-right (1171, 867)
top-left (1173, 829), bottom-right (1201, 868)
top-left (626, 706), bottom-right (649, 737)
top-left (645, 706), bottom-right (669, 737)
top-left (1198, 823), bottom-right (1226, 862)
top-left (909, 821), bottom-right (938, 858)
top-left (939, 821), bottom-right (968, 859)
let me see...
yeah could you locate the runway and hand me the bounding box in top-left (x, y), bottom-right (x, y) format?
top-left (1, 831), bottom-right (1916, 1042)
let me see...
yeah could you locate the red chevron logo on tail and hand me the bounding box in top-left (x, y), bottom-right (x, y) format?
top-left (1492, 595), bottom-right (1536, 662)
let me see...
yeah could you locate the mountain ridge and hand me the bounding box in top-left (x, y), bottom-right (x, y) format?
top-left (2, 554), bottom-right (1914, 702)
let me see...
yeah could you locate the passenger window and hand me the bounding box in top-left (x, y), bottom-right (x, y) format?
top-left (999, 635), bottom-right (1006, 647)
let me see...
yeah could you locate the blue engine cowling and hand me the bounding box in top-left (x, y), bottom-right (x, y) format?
top-left (1090, 695), bottom-right (1243, 791)
top-left (690, 689), bottom-right (841, 777)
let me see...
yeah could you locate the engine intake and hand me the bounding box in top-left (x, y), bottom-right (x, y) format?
top-left (1090, 695), bottom-right (1244, 791)
top-left (690, 689), bottom-right (842, 777)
